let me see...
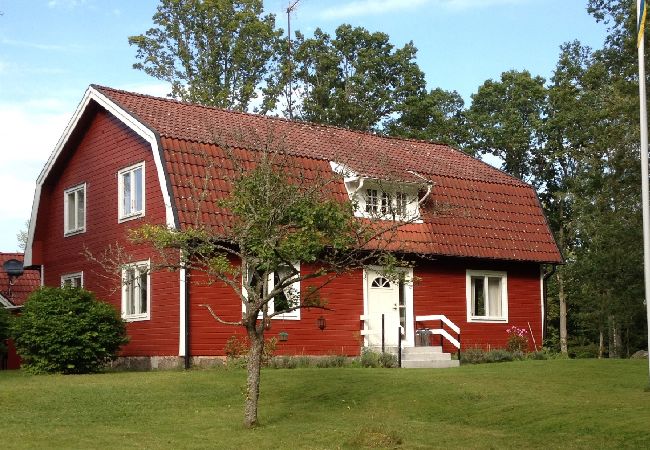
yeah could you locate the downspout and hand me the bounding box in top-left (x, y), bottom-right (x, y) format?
top-left (542, 264), bottom-right (557, 341)
top-left (184, 267), bottom-right (191, 370)
top-left (407, 170), bottom-right (434, 205)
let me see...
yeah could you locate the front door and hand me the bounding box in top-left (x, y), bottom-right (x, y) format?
top-left (364, 268), bottom-right (413, 348)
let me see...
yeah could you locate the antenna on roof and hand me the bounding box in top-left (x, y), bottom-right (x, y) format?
top-left (286, 0), bottom-right (300, 120)
top-left (2, 259), bottom-right (24, 301)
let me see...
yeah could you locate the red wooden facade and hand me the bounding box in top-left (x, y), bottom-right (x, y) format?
top-left (23, 86), bottom-right (562, 364)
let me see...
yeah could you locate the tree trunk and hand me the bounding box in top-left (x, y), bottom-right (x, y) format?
top-left (558, 271), bottom-right (568, 355)
top-left (244, 327), bottom-right (264, 428)
top-left (598, 329), bottom-right (604, 359)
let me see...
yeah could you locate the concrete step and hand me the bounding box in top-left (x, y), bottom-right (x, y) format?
top-left (402, 346), bottom-right (443, 356)
top-left (401, 359), bottom-right (460, 369)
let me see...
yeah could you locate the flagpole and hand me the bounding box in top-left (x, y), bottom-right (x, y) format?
top-left (637, 0), bottom-right (650, 384)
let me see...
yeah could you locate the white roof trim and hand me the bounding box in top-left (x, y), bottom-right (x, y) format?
top-left (25, 86), bottom-right (178, 266)
top-left (0, 293), bottom-right (14, 308)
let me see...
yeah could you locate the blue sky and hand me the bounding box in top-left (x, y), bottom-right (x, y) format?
top-left (0, 0), bottom-right (608, 252)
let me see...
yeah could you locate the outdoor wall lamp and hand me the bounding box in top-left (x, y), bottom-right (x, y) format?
top-left (317, 315), bottom-right (326, 331)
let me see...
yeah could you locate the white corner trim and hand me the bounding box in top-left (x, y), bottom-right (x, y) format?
top-left (540, 266), bottom-right (545, 337)
top-left (179, 265), bottom-right (187, 356)
top-left (24, 86), bottom-right (178, 266)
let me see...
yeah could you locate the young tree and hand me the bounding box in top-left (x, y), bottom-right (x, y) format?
top-left (126, 137), bottom-right (422, 427)
top-left (129, 0), bottom-right (282, 110)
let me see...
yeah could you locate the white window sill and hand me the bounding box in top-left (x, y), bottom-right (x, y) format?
top-left (64, 228), bottom-right (86, 237)
top-left (467, 317), bottom-right (508, 324)
top-left (123, 314), bottom-right (150, 322)
top-left (118, 212), bottom-right (144, 223)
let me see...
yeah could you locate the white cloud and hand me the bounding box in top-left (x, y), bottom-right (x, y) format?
top-left (320, 0), bottom-right (430, 19)
top-left (48, 0), bottom-right (89, 9)
top-left (319, 0), bottom-right (528, 19)
top-left (1, 38), bottom-right (82, 52)
top-left (0, 100), bottom-right (70, 249)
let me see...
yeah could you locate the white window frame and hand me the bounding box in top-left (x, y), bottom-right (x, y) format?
top-left (466, 270), bottom-right (508, 323)
top-left (118, 161), bottom-right (145, 222)
top-left (61, 272), bottom-right (83, 288)
top-left (63, 183), bottom-right (86, 236)
top-left (242, 262), bottom-right (301, 320)
top-left (121, 260), bottom-right (150, 322)
top-left (356, 182), bottom-right (421, 222)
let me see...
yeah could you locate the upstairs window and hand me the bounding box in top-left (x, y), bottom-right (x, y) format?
top-left (122, 260), bottom-right (150, 321)
top-left (118, 162), bottom-right (144, 221)
top-left (64, 183), bottom-right (86, 235)
top-left (360, 184), bottom-right (419, 221)
top-left (61, 272), bottom-right (83, 288)
top-left (466, 270), bottom-right (508, 322)
top-left (365, 189), bottom-right (379, 214)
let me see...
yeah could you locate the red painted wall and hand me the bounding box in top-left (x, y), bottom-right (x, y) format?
top-left (188, 263), bottom-right (364, 357)
top-left (414, 258), bottom-right (542, 352)
top-left (187, 258), bottom-right (542, 357)
top-left (33, 108), bottom-right (179, 357)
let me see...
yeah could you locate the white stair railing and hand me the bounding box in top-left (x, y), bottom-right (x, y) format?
top-left (415, 315), bottom-right (461, 359)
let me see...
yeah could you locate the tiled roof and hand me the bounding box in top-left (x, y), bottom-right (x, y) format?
top-left (95, 85), bottom-right (562, 264)
top-left (0, 253), bottom-right (40, 307)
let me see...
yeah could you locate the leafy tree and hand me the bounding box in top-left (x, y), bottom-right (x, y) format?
top-left (16, 219), bottom-right (29, 251)
top-left (128, 138), bottom-right (418, 427)
top-left (385, 88), bottom-right (471, 151)
top-left (129, 0), bottom-right (282, 110)
top-left (291, 25), bottom-right (426, 131)
top-left (11, 287), bottom-right (128, 374)
top-left (468, 70), bottom-right (547, 182)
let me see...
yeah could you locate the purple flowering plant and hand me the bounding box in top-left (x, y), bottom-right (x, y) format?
top-left (506, 326), bottom-right (529, 353)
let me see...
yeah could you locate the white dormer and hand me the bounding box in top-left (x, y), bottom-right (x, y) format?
top-left (330, 162), bottom-right (429, 222)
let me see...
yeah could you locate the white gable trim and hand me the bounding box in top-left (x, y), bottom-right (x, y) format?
top-left (24, 86), bottom-right (177, 266)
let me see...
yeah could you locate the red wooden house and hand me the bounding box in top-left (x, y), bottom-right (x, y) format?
top-left (24, 85), bottom-right (562, 368)
top-left (1, 253), bottom-right (41, 369)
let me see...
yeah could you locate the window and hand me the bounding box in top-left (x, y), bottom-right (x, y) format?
top-left (243, 262), bottom-right (301, 320)
top-left (64, 184), bottom-right (86, 235)
top-left (61, 272), bottom-right (83, 288)
top-left (466, 270), bottom-right (508, 322)
top-left (365, 189), bottom-right (379, 214)
top-left (359, 184), bottom-right (419, 221)
top-left (118, 162), bottom-right (144, 221)
top-left (395, 192), bottom-right (408, 216)
top-left (122, 260), bottom-right (150, 321)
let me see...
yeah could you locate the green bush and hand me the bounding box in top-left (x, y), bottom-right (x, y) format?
top-left (0, 306), bottom-right (10, 355)
top-left (460, 347), bottom-right (487, 364)
top-left (11, 287), bottom-right (128, 374)
top-left (359, 349), bottom-right (398, 368)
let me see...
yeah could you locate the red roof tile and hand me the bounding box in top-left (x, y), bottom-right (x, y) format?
top-left (94, 86), bottom-right (562, 264)
top-left (1, 253), bottom-right (40, 307)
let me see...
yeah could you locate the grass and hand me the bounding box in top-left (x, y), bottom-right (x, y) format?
top-left (1, 359), bottom-right (649, 449)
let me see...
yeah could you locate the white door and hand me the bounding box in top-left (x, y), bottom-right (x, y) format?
top-left (365, 269), bottom-right (402, 348)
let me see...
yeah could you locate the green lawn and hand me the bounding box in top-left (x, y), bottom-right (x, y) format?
top-left (1, 360), bottom-right (649, 449)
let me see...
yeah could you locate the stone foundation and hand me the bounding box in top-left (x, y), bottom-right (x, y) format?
top-left (108, 355), bottom-right (227, 371)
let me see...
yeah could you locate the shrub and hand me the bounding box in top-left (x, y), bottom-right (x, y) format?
top-left (506, 326), bottom-right (529, 353)
top-left (223, 335), bottom-right (277, 367)
top-left (11, 287), bottom-right (128, 374)
top-left (460, 347), bottom-right (486, 364)
top-left (485, 349), bottom-right (515, 363)
top-left (359, 349), bottom-right (398, 368)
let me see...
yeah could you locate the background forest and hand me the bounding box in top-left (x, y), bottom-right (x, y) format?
top-left (128, 0), bottom-right (647, 357)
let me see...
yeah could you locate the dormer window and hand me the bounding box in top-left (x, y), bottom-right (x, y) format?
top-left (360, 185), bottom-right (420, 221)
top-left (329, 161), bottom-right (428, 223)
top-left (365, 189), bottom-right (379, 213)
